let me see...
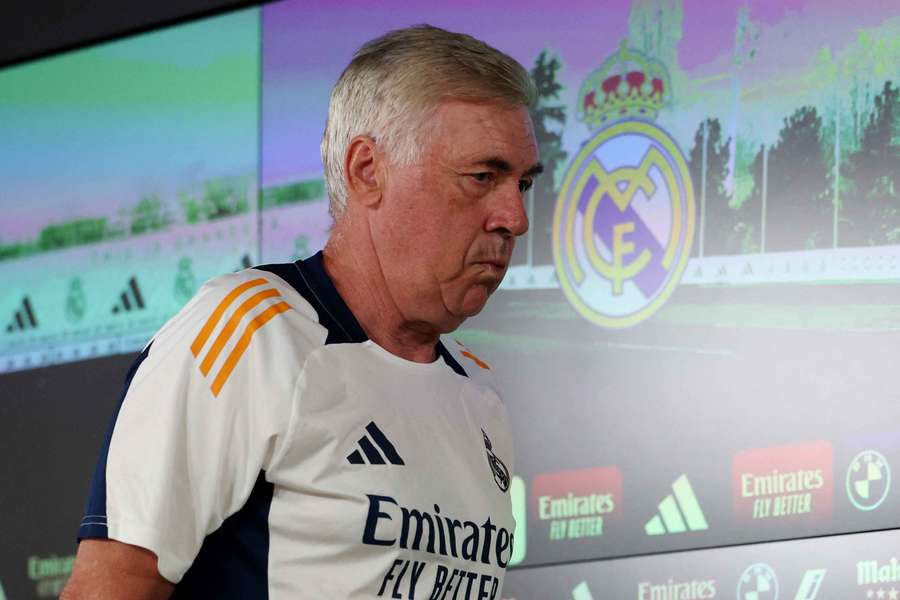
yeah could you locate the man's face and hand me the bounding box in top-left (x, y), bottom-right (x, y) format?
top-left (370, 99), bottom-right (541, 333)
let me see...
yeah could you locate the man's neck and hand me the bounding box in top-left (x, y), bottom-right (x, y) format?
top-left (322, 239), bottom-right (440, 364)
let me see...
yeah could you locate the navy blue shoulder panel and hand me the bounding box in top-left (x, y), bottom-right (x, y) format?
top-left (79, 343), bottom-right (152, 541)
top-left (172, 472), bottom-right (273, 599)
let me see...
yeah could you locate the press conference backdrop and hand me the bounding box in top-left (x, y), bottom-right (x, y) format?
top-left (2, 1), bottom-right (899, 598)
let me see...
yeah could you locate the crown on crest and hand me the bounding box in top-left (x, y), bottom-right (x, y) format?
top-left (577, 40), bottom-right (671, 130)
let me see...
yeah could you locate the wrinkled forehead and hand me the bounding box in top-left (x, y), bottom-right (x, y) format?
top-left (425, 99), bottom-right (539, 168)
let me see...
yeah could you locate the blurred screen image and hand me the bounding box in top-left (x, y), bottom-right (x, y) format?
top-left (2, 1), bottom-right (899, 598)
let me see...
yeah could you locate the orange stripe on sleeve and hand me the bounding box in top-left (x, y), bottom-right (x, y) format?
top-left (191, 278), bottom-right (268, 357)
top-left (210, 301), bottom-right (292, 397)
top-left (199, 288), bottom-right (281, 376)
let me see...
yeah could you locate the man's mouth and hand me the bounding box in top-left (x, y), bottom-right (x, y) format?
top-left (475, 259), bottom-right (507, 274)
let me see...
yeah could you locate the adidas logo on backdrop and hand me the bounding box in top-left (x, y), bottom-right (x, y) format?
top-left (111, 276), bottom-right (146, 314)
top-left (645, 474), bottom-right (708, 535)
top-left (6, 296), bottom-right (38, 333)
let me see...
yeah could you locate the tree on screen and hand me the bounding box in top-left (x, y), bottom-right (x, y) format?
top-left (687, 118), bottom-right (749, 256)
top-left (202, 179), bottom-right (249, 220)
top-left (180, 177), bottom-right (250, 224)
top-left (761, 106), bottom-right (830, 251)
top-left (843, 81), bottom-right (900, 246)
top-left (526, 48), bottom-right (567, 266)
top-left (129, 194), bottom-right (172, 235)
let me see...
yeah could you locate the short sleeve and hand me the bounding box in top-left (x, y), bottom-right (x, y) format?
top-left (78, 270), bottom-right (309, 583)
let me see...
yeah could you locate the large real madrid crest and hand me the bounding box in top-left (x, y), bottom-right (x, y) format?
top-left (553, 42), bottom-right (694, 328)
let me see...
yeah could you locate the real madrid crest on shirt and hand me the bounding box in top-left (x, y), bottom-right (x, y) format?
top-left (553, 41), bottom-right (695, 328)
top-left (483, 429), bottom-right (510, 492)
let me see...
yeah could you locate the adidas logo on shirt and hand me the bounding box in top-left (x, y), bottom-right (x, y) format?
top-left (347, 422), bottom-right (405, 466)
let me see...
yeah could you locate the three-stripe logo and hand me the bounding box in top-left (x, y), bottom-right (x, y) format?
top-left (191, 277), bottom-right (291, 397)
top-left (347, 422), bottom-right (405, 465)
top-left (111, 276), bottom-right (146, 314)
top-left (6, 296), bottom-right (38, 333)
top-left (644, 474), bottom-right (708, 535)
top-left (572, 582), bottom-right (594, 600)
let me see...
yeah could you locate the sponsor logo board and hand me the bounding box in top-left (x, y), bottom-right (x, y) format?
top-left (736, 563), bottom-right (779, 600)
top-left (645, 474), bottom-right (708, 536)
top-left (793, 569), bottom-right (826, 600)
top-left (573, 581), bottom-right (594, 600)
top-left (846, 450), bottom-right (891, 512)
top-left (857, 557), bottom-right (900, 599)
top-left (27, 554), bottom-right (75, 598)
top-left (532, 466), bottom-right (622, 542)
top-left (638, 577), bottom-right (717, 599)
top-left (732, 442), bottom-right (833, 521)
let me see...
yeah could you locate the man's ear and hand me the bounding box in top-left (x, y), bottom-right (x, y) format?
top-left (344, 135), bottom-right (382, 208)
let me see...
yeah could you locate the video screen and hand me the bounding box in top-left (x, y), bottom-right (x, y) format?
top-left (0, 8), bottom-right (261, 374)
top-left (261, 0), bottom-right (900, 576)
top-left (0, 9), bottom-right (261, 599)
top-left (2, 0), bottom-right (899, 598)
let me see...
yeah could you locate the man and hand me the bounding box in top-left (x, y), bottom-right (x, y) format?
top-left (63, 24), bottom-right (541, 599)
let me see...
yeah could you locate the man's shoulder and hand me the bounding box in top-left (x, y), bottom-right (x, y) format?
top-left (197, 264), bottom-right (322, 323)
top-left (161, 266), bottom-right (323, 337)
top-left (145, 265), bottom-right (329, 380)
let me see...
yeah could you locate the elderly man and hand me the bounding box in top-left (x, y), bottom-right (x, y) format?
top-left (63, 24), bottom-right (541, 599)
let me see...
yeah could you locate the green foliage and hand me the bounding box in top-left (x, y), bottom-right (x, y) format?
top-left (0, 241), bottom-right (33, 261)
top-left (731, 138), bottom-right (759, 209)
top-left (129, 194), bottom-right (171, 235)
top-left (842, 81), bottom-right (900, 246)
top-left (0, 176), bottom-right (256, 263)
top-left (180, 178), bottom-right (251, 223)
top-left (687, 118), bottom-right (754, 255)
top-left (180, 193), bottom-right (202, 225)
top-left (201, 179), bottom-right (248, 220)
top-left (261, 179), bottom-right (325, 209)
top-left (37, 218), bottom-right (110, 251)
top-left (757, 106), bottom-right (831, 251)
top-left (527, 48), bottom-right (568, 265)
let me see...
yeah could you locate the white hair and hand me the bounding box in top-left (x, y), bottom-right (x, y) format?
top-left (320, 24), bottom-right (535, 219)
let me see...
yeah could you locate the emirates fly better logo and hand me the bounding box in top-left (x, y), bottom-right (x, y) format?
top-left (732, 441), bottom-right (833, 522)
top-left (532, 466), bottom-right (622, 543)
top-left (553, 42), bottom-right (694, 328)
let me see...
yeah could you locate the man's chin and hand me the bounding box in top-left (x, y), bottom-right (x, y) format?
top-left (438, 282), bottom-right (497, 330)
top-left (457, 285), bottom-right (493, 318)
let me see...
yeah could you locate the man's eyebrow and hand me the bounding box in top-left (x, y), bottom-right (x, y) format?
top-left (524, 162), bottom-right (545, 178)
top-left (473, 157), bottom-right (545, 178)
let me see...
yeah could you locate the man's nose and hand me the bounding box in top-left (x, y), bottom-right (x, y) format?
top-left (486, 182), bottom-right (529, 238)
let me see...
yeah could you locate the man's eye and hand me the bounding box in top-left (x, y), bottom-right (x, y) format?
top-left (519, 178), bottom-right (534, 193)
top-left (470, 172), bottom-right (494, 183)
